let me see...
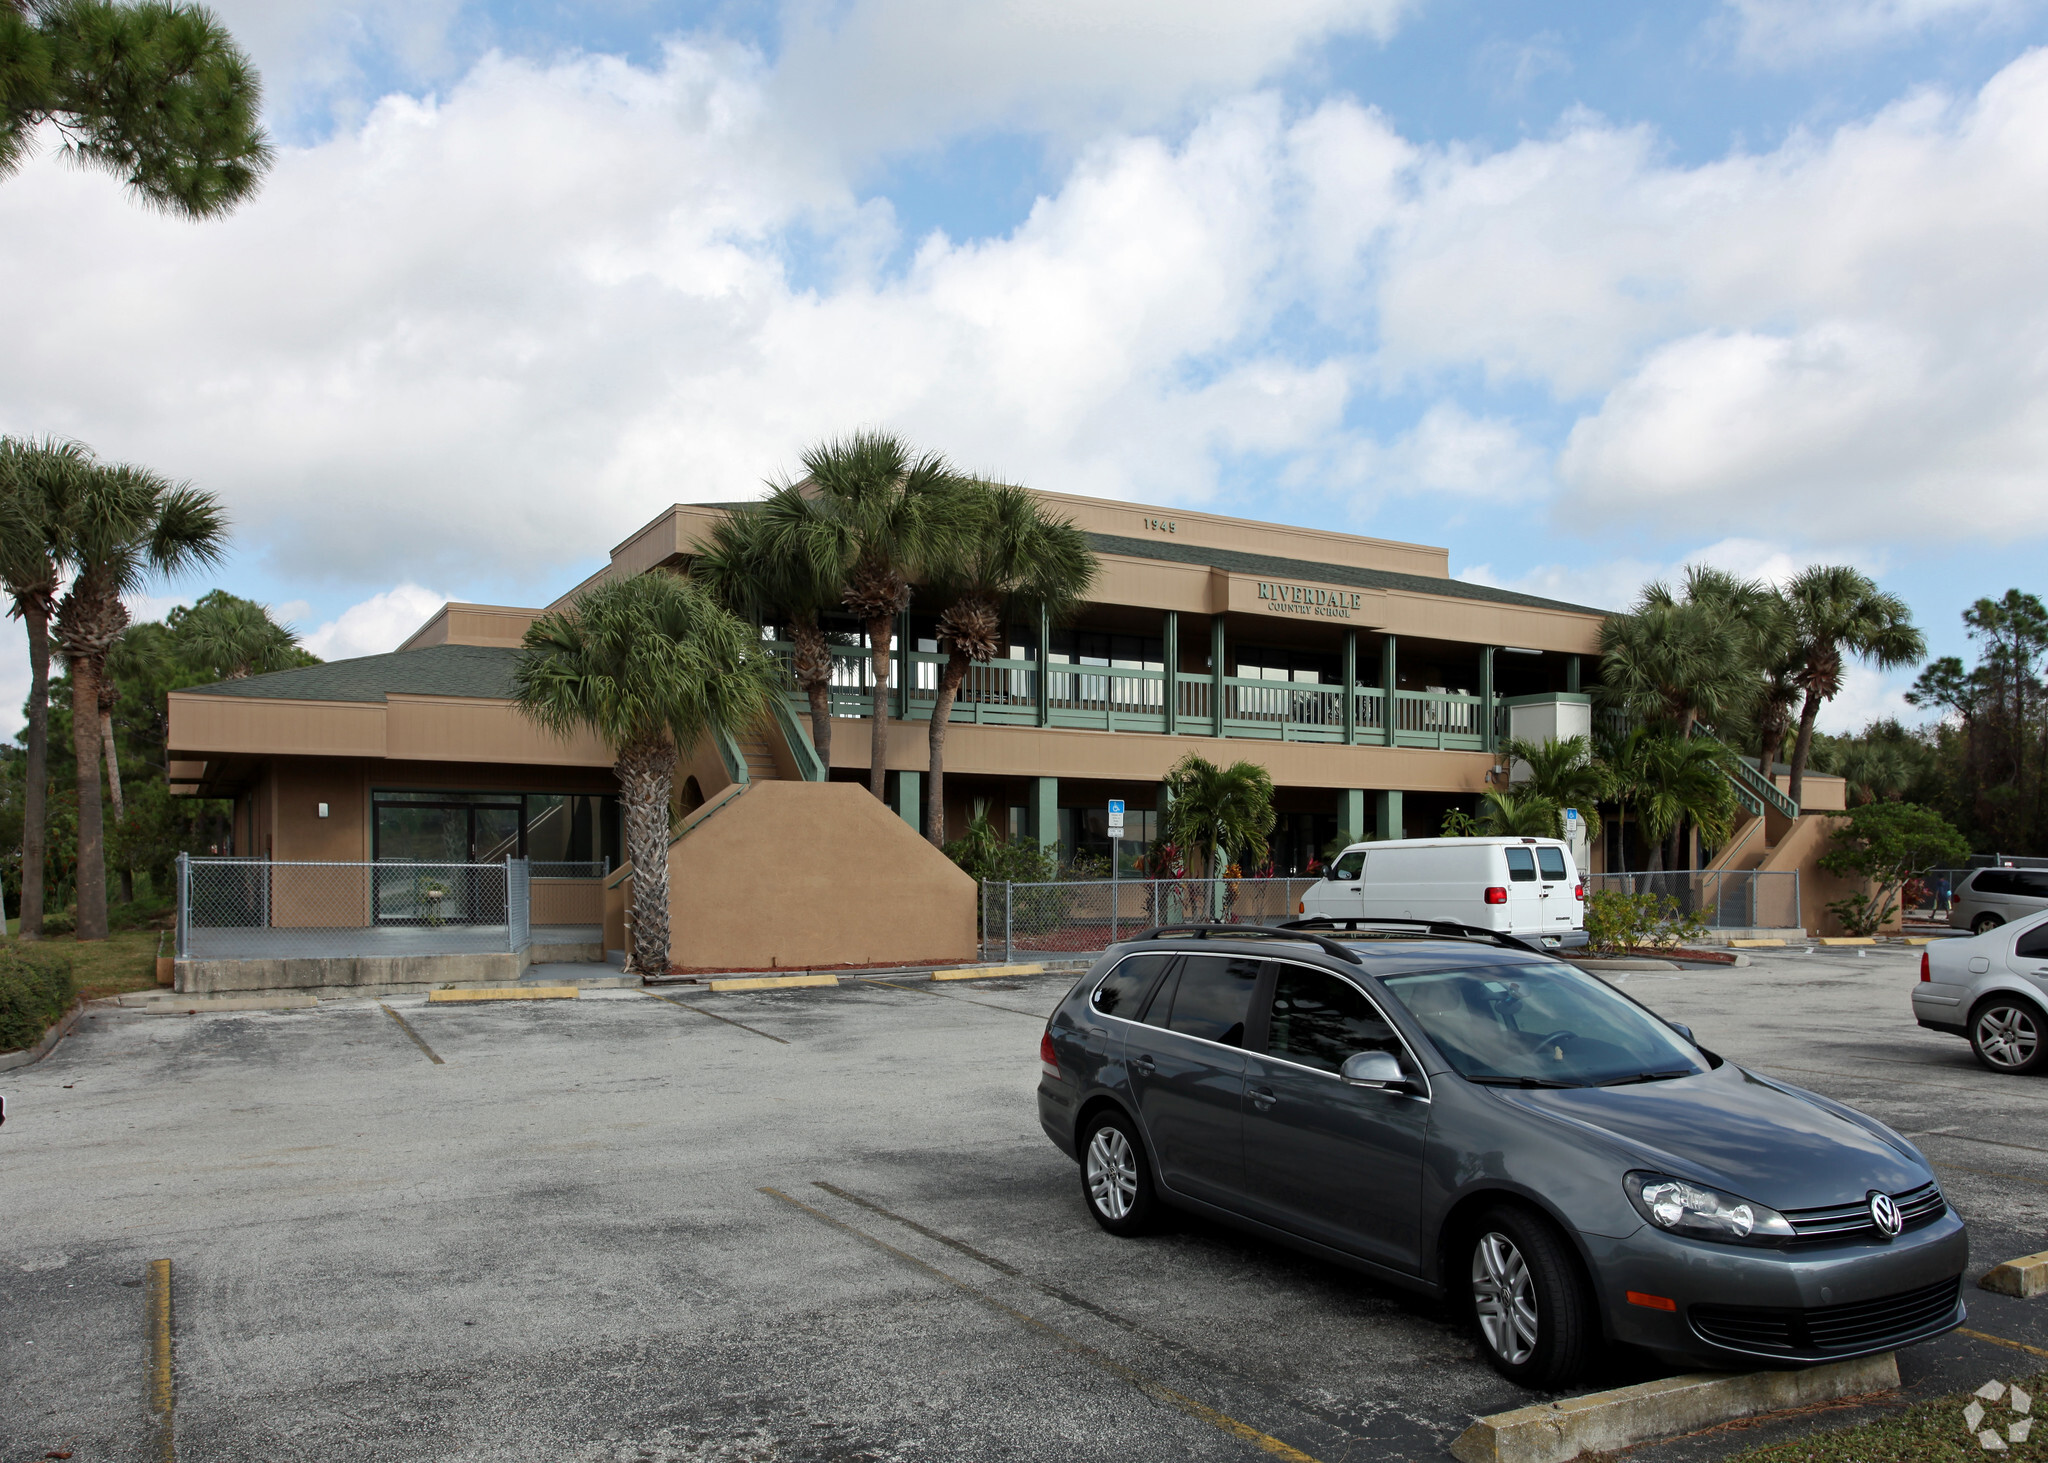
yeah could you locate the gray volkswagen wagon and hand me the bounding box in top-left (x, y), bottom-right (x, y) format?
top-left (1036, 922), bottom-right (1968, 1388)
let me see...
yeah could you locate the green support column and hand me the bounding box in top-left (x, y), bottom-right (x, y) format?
top-left (1567, 654), bottom-right (1582, 693)
top-left (1481, 646), bottom-right (1497, 753)
top-left (1036, 604), bottom-right (1051, 727)
top-left (1375, 789), bottom-right (1404, 841)
top-left (1340, 788), bottom-right (1366, 843)
top-left (1162, 610), bottom-right (1179, 735)
top-left (891, 770), bottom-right (922, 830)
top-left (1210, 616), bottom-right (1226, 737)
top-left (1342, 628), bottom-right (1357, 743)
top-left (1381, 634), bottom-right (1397, 747)
top-left (1029, 776), bottom-right (1059, 854)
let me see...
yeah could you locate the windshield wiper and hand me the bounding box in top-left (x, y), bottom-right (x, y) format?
top-left (1597, 1069), bottom-right (1696, 1086)
top-left (1467, 1075), bottom-right (1584, 1089)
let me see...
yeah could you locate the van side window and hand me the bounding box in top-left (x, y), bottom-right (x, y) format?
top-left (1505, 848), bottom-right (1537, 883)
top-left (1092, 953), bottom-right (1172, 1018)
top-left (1536, 847), bottom-right (1568, 881)
top-left (1331, 850), bottom-right (1366, 881)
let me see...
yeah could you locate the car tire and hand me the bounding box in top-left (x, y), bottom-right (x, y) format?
top-left (1972, 913), bottom-right (2005, 935)
top-left (1079, 1110), bottom-right (1159, 1236)
top-left (1464, 1205), bottom-right (1594, 1389)
top-left (1970, 996), bottom-right (2048, 1075)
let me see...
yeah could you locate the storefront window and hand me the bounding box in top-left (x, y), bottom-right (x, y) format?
top-left (371, 789), bottom-right (619, 868)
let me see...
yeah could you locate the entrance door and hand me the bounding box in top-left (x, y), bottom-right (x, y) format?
top-left (1503, 846), bottom-right (1544, 933)
top-left (1123, 954), bottom-right (1262, 1205)
top-left (1241, 963), bottom-right (1429, 1272)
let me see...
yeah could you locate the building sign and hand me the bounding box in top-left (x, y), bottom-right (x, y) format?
top-left (1141, 516), bottom-right (1178, 534)
top-left (1255, 580), bottom-right (1363, 619)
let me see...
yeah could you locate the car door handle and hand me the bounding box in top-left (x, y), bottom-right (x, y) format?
top-left (1131, 1054), bottom-right (1156, 1075)
top-left (1249, 1085), bottom-right (1276, 1110)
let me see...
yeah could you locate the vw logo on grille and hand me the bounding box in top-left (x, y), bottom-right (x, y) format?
top-left (1869, 1190), bottom-right (1904, 1239)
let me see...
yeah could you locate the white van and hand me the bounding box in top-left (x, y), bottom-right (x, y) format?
top-left (1298, 837), bottom-right (1587, 949)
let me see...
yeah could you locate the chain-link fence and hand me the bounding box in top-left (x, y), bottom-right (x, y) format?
top-left (176, 856), bottom-right (535, 960)
top-left (979, 877), bottom-right (1320, 961)
top-left (1587, 870), bottom-right (1801, 930)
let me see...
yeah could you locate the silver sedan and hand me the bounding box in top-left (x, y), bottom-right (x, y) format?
top-left (1914, 910), bottom-right (2048, 1074)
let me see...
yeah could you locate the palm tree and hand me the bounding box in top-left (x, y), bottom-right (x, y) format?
top-left (0, 436), bottom-right (87, 938)
top-left (512, 571), bottom-right (776, 979)
top-left (167, 590), bottom-right (309, 680)
top-left (792, 432), bottom-right (968, 800)
top-left (694, 485), bottom-right (848, 763)
top-left (2, 0), bottom-right (271, 216)
top-left (1782, 566), bottom-right (1924, 805)
top-left (1599, 567), bottom-right (1769, 738)
top-left (1627, 734), bottom-right (1739, 872)
top-left (1474, 788), bottom-right (1563, 838)
top-left (923, 483), bottom-right (1095, 845)
top-left (1498, 735), bottom-right (1608, 842)
top-left (52, 460), bottom-right (228, 939)
top-left (1160, 753), bottom-right (1275, 884)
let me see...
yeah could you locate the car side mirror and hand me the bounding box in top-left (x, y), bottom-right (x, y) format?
top-left (1669, 1022), bottom-right (1695, 1045)
top-left (1340, 1051), bottom-right (1417, 1093)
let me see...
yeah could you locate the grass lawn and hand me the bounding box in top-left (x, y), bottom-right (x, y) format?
top-left (1722, 1367), bottom-right (2048, 1463)
top-left (7, 900), bottom-right (175, 1002)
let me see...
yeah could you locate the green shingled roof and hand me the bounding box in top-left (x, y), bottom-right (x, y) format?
top-left (181, 642), bottom-right (523, 703)
top-left (1083, 533), bottom-right (1609, 617)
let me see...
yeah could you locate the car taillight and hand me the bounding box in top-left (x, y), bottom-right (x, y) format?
top-left (1920, 950), bottom-right (1931, 983)
top-left (1485, 886), bottom-right (1508, 905)
top-left (1573, 884), bottom-right (1584, 902)
top-left (1040, 1029), bottom-right (1061, 1079)
top-left (1297, 900), bottom-right (1305, 914)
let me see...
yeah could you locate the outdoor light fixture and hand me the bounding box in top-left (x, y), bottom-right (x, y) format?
top-left (1500, 646), bottom-right (1542, 655)
top-left (317, 803), bottom-right (329, 818)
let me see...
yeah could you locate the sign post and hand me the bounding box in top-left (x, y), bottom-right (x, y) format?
top-left (1107, 800), bottom-right (1125, 943)
top-left (1563, 807), bottom-right (1585, 870)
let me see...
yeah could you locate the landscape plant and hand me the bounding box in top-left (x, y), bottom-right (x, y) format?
top-left (0, 942), bottom-right (75, 1052)
top-left (1781, 565), bottom-right (1924, 804)
top-left (1473, 788), bottom-right (1562, 838)
top-left (1583, 890), bottom-right (1708, 955)
top-left (512, 572), bottom-right (776, 978)
top-left (1497, 735), bottom-right (1608, 841)
top-left (1818, 801), bottom-right (1972, 936)
top-left (922, 482), bottom-right (1094, 845)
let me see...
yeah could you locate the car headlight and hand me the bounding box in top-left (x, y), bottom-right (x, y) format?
top-left (1624, 1171), bottom-right (1795, 1244)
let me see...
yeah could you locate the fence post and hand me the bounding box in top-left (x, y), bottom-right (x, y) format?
top-left (176, 852), bottom-right (190, 959)
top-left (1111, 854), bottom-right (1119, 945)
top-left (1003, 882), bottom-right (1013, 965)
top-left (1792, 869), bottom-right (1802, 933)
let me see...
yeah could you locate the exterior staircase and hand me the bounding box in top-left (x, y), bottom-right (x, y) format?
top-left (731, 728), bottom-right (783, 782)
top-left (1693, 725), bottom-right (1800, 873)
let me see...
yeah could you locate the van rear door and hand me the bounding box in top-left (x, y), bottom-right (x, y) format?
top-left (1535, 844), bottom-right (1578, 931)
top-left (1503, 846), bottom-right (1544, 933)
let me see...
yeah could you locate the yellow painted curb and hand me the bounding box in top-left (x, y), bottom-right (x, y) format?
top-left (1903, 936), bottom-right (1935, 945)
top-left (1450, 1353), bottom-right (1898, 1463)
top-left (1816, 937), bottom-right (1877, 946)
top-left (1982, 1250), bottom-right (2048, 1299)
top-left (427, 986), bottom-right (579, 1002)
top-left (705, 972), bottom-right (839, 993)
top-left (1728, 938), bottom-right (1785, 948)
top-left (933, 963), bottom-right (1045, 981)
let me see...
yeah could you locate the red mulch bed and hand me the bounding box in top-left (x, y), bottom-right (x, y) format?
top-left (1570, 946), bottom-right (1740, 964)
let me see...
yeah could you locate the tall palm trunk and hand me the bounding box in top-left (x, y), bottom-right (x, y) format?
top-left (616, 733), bottom-right (675, 978)
top-left (57, 578), bottom-right (129, 941)
top-left (926, 651), bottom-right (970, 845)
top-left (102, 691), bottom-right (132, 905)
top-left (1786, 688), bottom-right (1824, 806)
top-left (788, 613), bottom-right (833, 764)
top-left (15, 589), bottom-right (54, 938)
top-left (865, 615), bottom-right (893, 800)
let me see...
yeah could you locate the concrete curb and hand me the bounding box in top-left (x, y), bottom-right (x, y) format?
top-left (933, 963), bottom-right (1046, 981)
top-left (0, 998), bottom-right (86, 1071)
top-left (1569, 957), bottom-right (1682, 971)
top-left (1981, 1251), bottom-right (2048, 1299)
top-left (427, 986), bottom-right (578, 1003)
top-left (99, 993), bottom-right (320, 1014)
top-left (1449, 1353), bottom-right (1899, 1463)
top-left (705, 972), bottom-right (839, 993)
top-left (1816, 936), bottom-right (1878, 947)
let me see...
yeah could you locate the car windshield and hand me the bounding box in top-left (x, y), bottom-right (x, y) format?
top-left (1380, 963), bottom-right (1708, 1087)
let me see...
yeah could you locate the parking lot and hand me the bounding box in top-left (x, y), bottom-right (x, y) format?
top-left (5, 944), bottom-right (2048, 1462)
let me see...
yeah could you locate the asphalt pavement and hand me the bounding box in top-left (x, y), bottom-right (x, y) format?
top-left (2, 945), bottom-right (2044, 1463)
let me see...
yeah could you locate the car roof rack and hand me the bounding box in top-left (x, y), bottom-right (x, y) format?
top-left (1278, 916), bottom-right (1546, 957)
top-left (1123, 922), bottom-right (1363, 965)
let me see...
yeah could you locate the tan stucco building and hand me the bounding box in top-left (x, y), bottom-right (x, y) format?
top-left (168, 490), bottom-right (1614, 883)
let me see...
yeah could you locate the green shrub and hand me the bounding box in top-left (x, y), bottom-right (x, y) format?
top-left (0, 945), bottom-right (78, 1053)
top-left (1584, 890), bottom-right (1708, 955)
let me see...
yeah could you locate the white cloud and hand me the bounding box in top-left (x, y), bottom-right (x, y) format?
top-left (1460, 536), bottom-right (1891, 613)
top-left (1814, 661), bottom-right (1924, 732)
top-left (302, 584), bottom-right (449, 661)
top-left (1722, 0), bottom-right (2037, 61)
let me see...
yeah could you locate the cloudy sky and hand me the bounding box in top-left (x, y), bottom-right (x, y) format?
top-left (5, 0), bottom-right (2046, 736)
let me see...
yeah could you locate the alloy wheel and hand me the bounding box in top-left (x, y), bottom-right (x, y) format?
top-left (1976, 1004), bottom-right (2040, 1069)
top-left (1471, 1231), bottom-right (1540, 1366)
top-left (1086, 1126), bottom-right (1138, 1221)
